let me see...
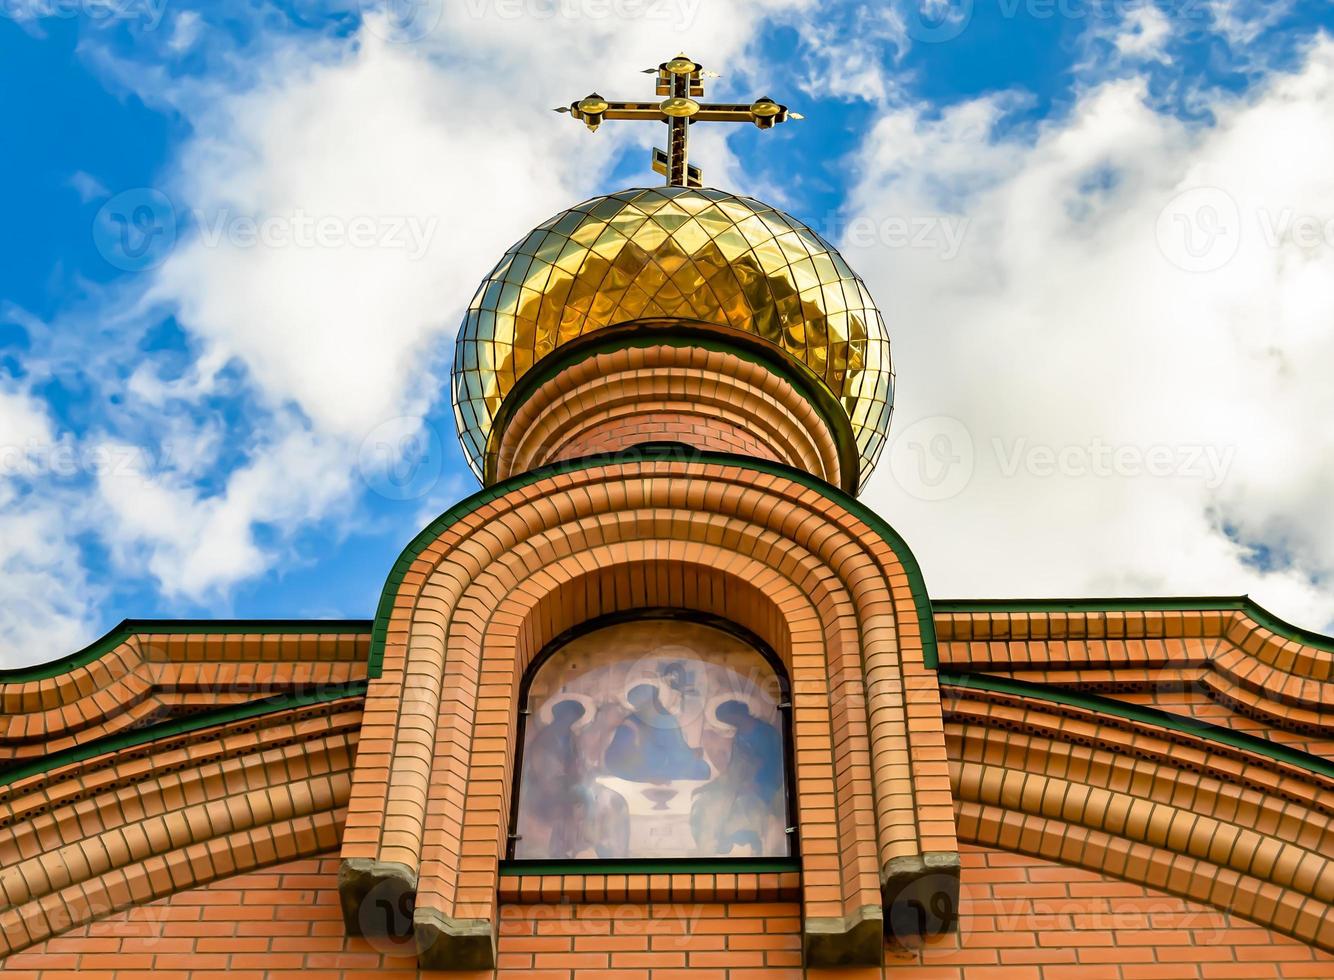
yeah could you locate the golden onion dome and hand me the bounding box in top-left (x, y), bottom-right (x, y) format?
top-left (452, 185), bottom-right (894, 487)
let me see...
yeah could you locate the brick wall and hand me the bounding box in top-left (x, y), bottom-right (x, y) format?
top-left (7, 844), bottom-right (1329, 977)
top-left (1108, 687), bottom-right (1333, 758)
top-left (548, 412), bottom-right (783, 464)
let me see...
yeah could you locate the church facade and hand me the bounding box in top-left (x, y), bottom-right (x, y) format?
top-left (2, 57), bottom-right (1332, 979)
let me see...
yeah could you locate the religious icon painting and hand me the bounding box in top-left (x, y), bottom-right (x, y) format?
top-left (513, 618), bottom-right (792, 861)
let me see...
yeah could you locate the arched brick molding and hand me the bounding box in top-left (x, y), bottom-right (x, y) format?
top-left (941, 679), bottom-right (1334, 950)
top-left (0, 694), bottom-right (361, 958)
top-left (491, 341), bottom-right (847, 488)
top-left (339, 451), bottom-right (952, 968)
top-left (936, 602), bottom-right (1334, 755)
top-left (0, 628), bottom-right (368, 763)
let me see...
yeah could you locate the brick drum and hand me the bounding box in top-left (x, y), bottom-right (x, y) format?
top-left (8, 844), bottom-right (1329, 978)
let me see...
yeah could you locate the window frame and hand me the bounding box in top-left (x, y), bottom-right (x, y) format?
top-left (503, 607), bottom-right (801, 871)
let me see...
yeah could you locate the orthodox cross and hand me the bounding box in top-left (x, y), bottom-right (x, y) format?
top-left (556, 53), bottom-right (801, 187)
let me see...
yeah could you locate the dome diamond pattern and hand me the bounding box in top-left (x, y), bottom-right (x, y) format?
top-left (453, 185), bottom-right (894, 487)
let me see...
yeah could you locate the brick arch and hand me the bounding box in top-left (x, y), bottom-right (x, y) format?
top-left (434, 545), bottom-right (863, 923)
top-left (492, 343), bottom-right (844, 486)
top-left (0, 628), bottom-right (367, 763)
top-left (0, 696), bottom-right (361, 959)
top-left (942, 682), bottom-right (1334, 950)
top-left (341, 453), bottom-right (952, 969)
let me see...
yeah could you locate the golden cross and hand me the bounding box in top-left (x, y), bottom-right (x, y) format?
top-left (556, 53), bottom-right (802, 187)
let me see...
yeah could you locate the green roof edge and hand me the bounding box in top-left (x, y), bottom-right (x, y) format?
top-left (370, 444), bottom-right (937, 676)
top-left (0, 679), bottom-right (369, 788)
top-left (0, 619), bottom-right (373, 685)
top-left (933, 596), bottom-right (1334, 655)
top-left (938, 670), bottom-right (1334, 781)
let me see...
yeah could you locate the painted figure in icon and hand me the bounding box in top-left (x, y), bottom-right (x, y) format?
top-left (690, 699), bottom-right (785, 856)
top-left (605, 682), bottom-right (711, 783)
top-left (516, 697), bottom-right (631, 859)
top-left (514, 621), bottom-right (791, 860)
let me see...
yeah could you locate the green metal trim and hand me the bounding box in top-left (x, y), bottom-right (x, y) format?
top-left (499, 857), bottom-right (800, 877)
top-left (0, 619), bottom-right (373, 685)
top-left (481, 321), bottom-right (862, 493)
top-left (938, 671), bottom-right (1334, 780)
top-left (0, 680), bottom-right (369, 788)
top-left (370, 443), bottom-right (937, 677)
top-left (932, 596), bottom-right (1334, 655)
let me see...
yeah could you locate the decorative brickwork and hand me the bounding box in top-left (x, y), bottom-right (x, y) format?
top-left (0, 695), bottom-right (362, 959)
top-left (942, 680), bottom-right (1334, 949)
top-left (936, 603), bottom-right (1334, 755)
top-left (548, 411), bottom-right (783, 466)
top-left (0, 628), bottom-right (369, 763)
top-left (3, 171), bottom-right (1332, 976)
top-left (490, 339), bottom-right (849, 489)
top-left (341, 453), bottom-right (953, 968)
top-left (10, 845), bottom-right (1331, 977)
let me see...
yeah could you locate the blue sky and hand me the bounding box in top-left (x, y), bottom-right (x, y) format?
top-left (2, 0), bottom-right (1333, 665)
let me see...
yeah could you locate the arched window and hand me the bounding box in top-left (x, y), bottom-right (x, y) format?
top-left (511, 615), bottom-right (793, 861)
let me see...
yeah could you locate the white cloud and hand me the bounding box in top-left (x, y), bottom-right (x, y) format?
top-left (848, 37), bottom-right (1334, 630)
top-left (95, 423), bottom-right (354, 597)
top-left (41, 1), bottom-right (806, 625)
top-left (0, 488), bottom-right (97, 667)
top-left (0, 387), bottom-right (97, 665)
top-left (1202, 0), bottom-right (1298, 49)
top-left (0, 385), bottom-right (54, 453)
top-left (12, 1), bottom-right (1334, 669)
top-left (1114, 5), bottom-right (1173, 62)
top-left (168, 10), bottom-right (202, 54)
top-left (67, 170), bottom-right (109, 203)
